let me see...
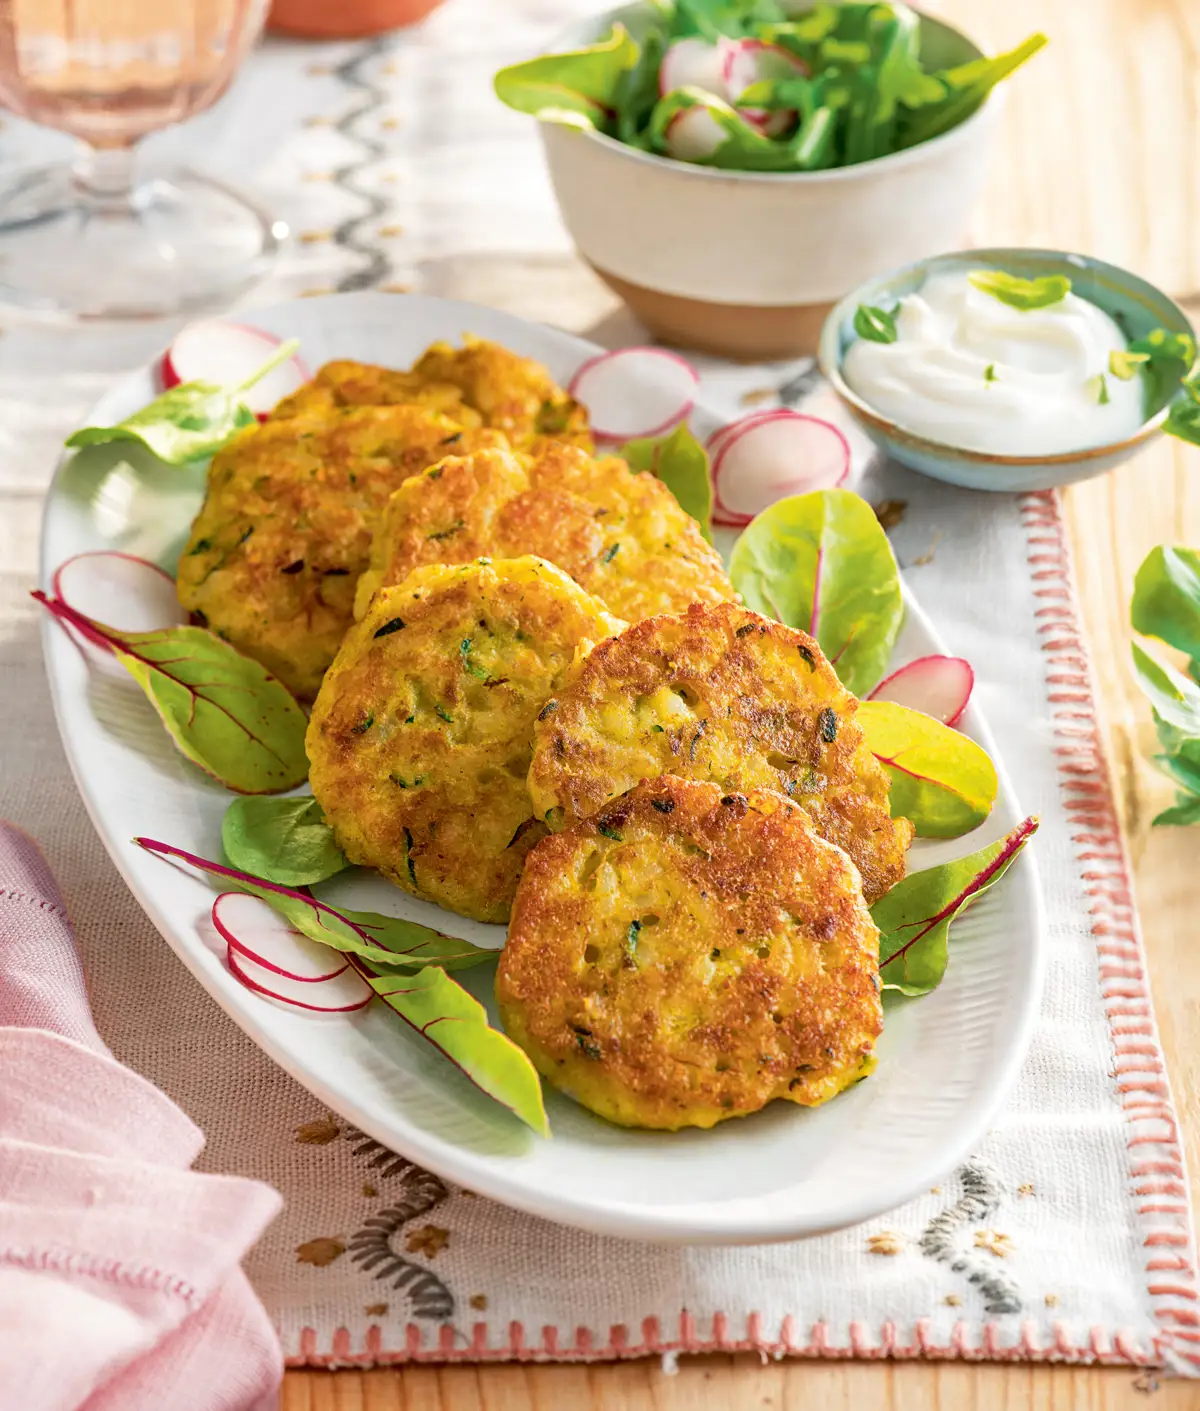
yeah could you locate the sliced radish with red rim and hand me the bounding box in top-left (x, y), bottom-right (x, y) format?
top-left (162, 322), bottom-right (309, 417)
top-left (663, 104), bottom-right (728, 163)
top-left (52, 551), bottom-right (184, 633)
top-left (711, 411), bottom-right (850, 527)
top-left (569, 347), bottom-right (698, 441)
top-left (723, 39), bottom-right (807, 102)
top-left (660, 37), bottom-right (728, 99)
top-left (867, 656), bottom-right (975, 728)
top-left (706, 409), bottom-right (779, 460)
top-left (213, 892), bottom-right (372, 1012)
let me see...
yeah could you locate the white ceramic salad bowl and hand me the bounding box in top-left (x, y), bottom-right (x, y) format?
top-left (40, 291), bottom-right (1044, 1244)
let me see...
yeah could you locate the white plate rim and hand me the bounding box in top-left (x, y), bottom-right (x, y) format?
top-left (38, 291), bottom-right (1046, 1244)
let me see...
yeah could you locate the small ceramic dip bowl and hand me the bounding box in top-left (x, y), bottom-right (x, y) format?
top-left (538, 3), bottom-right (999, 362)
top-left (819, 247), bottom-right (1197, 492)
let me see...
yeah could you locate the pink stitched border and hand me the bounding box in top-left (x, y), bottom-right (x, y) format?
top-left (286, 489), bottom-right (1198, 1372)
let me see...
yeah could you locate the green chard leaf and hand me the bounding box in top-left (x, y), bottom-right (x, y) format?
top-left (614, 27), bottom-right (665, 143)
top-left (493, 25), bottom-right (638, 132)
top-left (222, 795), bottom-right (349, 887)
top-left (898, 33), bottom-right (1048, 150)
top-left (1154, 794), bottom-right (1200, 827)
top-left (728, 488), bottom-right (904, 697)
top-left (854, 304), bottom-right (898, 344)
top-left (967, 269), bottom-right (1070, 312)
top-left (622, 420), bottom-right (713, 542)
top-left (132, 839), bottom-right (544, 1130)
top-left (856, 699), bottom-right (999, 838)
top-left (368, 967), bottom-right (548, 1136)
top-left (1132, 545), bottom-right (1200, 662)
top-left (65, 339), bottom-right (300, 465)
top-left (1131, 640), bottom-right (1200, 740)
top-left (35, 593), bottom-right (308, 794)
top-left (872, 816), bottom-right (1038, 996)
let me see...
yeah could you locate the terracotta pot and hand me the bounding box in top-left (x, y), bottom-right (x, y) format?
top-left (267, 0), bottom-right (444, 39)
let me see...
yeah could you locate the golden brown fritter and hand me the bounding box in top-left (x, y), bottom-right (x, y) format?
top-left (497, 776), bottom-right (883, 1130)
top-left (527, 601), bottom-right (912, 903)
top-left (176, 405), bottom-right (507, 700)
top-left (272, 337), bottom-right (589, 449)
top-left (271, 360), bottom-right (480, 424)
top-left (354, 442), bottom-right (734, 624)
top-left (412, 336), bottom-right (591, 448)
top-left (306, 557), bottom-right (624, 924)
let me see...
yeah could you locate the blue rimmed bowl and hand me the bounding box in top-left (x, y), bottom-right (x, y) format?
top-left (818, 247), bottom-right (1197, 492)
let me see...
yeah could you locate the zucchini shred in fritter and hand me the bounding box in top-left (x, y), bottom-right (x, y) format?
top-left (496, 776), bottom-right (883, 1130)
top-left (527, 601), bottom-right (912, 903)
top-left (355, 442), bottom-right (735, 625)
top-left (306, 557), bottom-right (624, 924)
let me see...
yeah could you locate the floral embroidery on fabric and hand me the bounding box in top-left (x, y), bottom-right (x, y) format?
top-left (920, 1160), bottom-right (1021, 1314)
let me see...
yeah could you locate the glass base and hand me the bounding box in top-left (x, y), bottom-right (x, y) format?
top-left (0, 163), bottom-right (282, 320)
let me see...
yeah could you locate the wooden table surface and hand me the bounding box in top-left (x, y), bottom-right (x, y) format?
top-left (285, 1), bottom-right (1200, 1405)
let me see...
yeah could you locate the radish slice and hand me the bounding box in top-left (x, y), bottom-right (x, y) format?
top-left (707, 409), bottom-right (779, 461)
top-left (660, 37), bottom-right (727, 99)
top-left (52, 551), bottom-right (184, 633)
top-left (664, 104), bottom-right (728, 162)
top-left (213, 893), bottom-right (372, 1012)
top-left (568, 347), bottom-right (698, 441)
top-left (162, 322), bottom-right (309, 416)
top-left (868, 656), bottom-right (975, 728)
top-left (711, 411), bottom-right (851, 526)
top-left (723, 39), bottom-right (807, 102)
top-left (742, 107), bottom-right (795, 138)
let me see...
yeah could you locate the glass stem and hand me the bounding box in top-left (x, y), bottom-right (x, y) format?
top-left (72, 143), bottom-right (140, 211)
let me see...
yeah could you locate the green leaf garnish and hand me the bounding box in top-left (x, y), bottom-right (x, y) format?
top-left (856, 699), bottom-right (999, 838)
top-left (65, 339), bottom-right (300, 465)
top-left (728, 488), bottom-right (904, 697)
top-left (622, 420), bottom-right (713, 542)
top-left (492, 25), bottom-right (638, 133)
top-left (984, 363), bottom-right (997, 383)
top-left (222, 795), bottom-right (349, 887)
top-left (854, 304), bottom-right (898, 344)
top-left (872, 816), bottom-right (1038, 996)
top-left (133, 838), bottom-right (545, 1130)
top-left (1109, 348), bottom-right (1150, 381)
top-left (1093, 373), bottom-right (1111, 406)
top-left (968, 269), bottom-right (1070, 311)
top-left (1132, 546), bottom-right (1200, 662)
top-left (35, 592), bottom-right (308, 794)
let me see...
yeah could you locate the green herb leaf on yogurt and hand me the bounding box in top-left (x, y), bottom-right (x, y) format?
top-left (1092, 373), bottom-right (1111, 406)
top-left (1109, 348), bottom-right (1150, 381)
top-left (967, 269), bottom-right (1071, 312)
top-left (984, 363), bottom-right (998, 383)
top-left (854, 304), bottom-right (899, 345)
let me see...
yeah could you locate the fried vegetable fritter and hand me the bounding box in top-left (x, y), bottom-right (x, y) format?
top-left (176, 406), bottom-right (507, 700)
top-left (306, 557), bottom-right (624, 923)
top-left (271, 361), bottom-right (480, 424)
top-left (527, 601), bottom-right (912, 902)
top-left (413, 335), bottom-right (591, 447)
top-left (354, 443), bottom-right (735, 624)
top-left (497, 776), bottom-right (883, 1130)
top-left (273, 336), bottom-right (589, 449)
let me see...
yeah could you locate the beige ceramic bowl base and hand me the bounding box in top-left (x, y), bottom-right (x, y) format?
top-left (590, 262), bottom-right (833, 360)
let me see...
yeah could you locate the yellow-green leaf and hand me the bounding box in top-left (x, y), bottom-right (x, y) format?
top-left (857, 698), bottom-right (998, 838)
top-left (623, 420), bottom-right (712, 542)
top-left (37, 593), bottom-right (308, 794)
top-left (222, 795), bottom-right (349, 887)
top-left (493, 25), bottom-right (638, 130)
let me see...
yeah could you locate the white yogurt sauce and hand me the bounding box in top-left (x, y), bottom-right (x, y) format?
top-left (842, 270), bottom-right (1145, 456)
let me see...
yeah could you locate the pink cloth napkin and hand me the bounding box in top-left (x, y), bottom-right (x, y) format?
top-left (0, 822), bottom-right (284, 1411)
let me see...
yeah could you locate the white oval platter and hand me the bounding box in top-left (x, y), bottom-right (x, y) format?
top-left (39, 291), bottom-right (1044, 1245)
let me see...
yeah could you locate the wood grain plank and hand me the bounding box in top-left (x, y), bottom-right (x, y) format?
top-left (286, 1), bottom-right (1200, 1406)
